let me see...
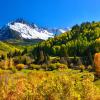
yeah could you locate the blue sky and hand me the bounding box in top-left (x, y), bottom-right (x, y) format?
top-left (0, 0), bottom-right (100, 28)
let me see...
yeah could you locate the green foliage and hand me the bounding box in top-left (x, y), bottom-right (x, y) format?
top-left (47, 63), bottom-right (68, 71)
top-left (95, 79), bottom-right (100, 89)
top-left (11, 67), bottom-right (17, 73)
top-left (32, 21), bottom-right (100, 65)
top-left (79, 65), bottom-right (85, 72)
top-left (30, 64), bottom-right (41, 70)
top-left (13, 55), bottom-right (33, 65)
top-left (0, 41), bottom-right (19, 53)
top-left (95, 38), bottom-right (100, 52)
top-left (87, 65), bottom-right (93, 71)
top-left (47, 63), bottom-right (58, 71)
top-left (0, 54), bottom-right (5, 60)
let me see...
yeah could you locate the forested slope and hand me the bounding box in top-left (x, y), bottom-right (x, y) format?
top-left (32, 22), bottom-right (100, 65)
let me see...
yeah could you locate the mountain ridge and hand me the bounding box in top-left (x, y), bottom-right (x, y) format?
top-left (0, 19), bottom-right (68, 41)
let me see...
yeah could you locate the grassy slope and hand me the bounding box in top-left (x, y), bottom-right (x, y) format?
top-left (0, 41), bottom-right (21, 54)
top-left (5, 39), bottom-right (43, 46)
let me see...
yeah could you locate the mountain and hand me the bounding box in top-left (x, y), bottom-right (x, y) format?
top-left (47, 28), bottom-right (68, 35)
top-left (0, 19), bottom-right (68, 41)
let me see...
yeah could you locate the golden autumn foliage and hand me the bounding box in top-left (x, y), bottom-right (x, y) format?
top-left (94, 53), bottom-right (100, 76)
top-left (16, 64), bottom-right (25, 70)
top-left (0, 70), bottom-right (99, 100)
top-left (0, 59), bottom-right (14, 70)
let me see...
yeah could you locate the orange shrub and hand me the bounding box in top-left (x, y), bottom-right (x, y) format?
top-left (94, 53), bottom-right (100, 76)
top-left (16, 64), bottom-right (25, 70)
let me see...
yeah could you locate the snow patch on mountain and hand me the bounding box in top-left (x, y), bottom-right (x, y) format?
top-left (8, 22), bottom-right (54, 40)
top-left (0, 19), bottom-right (69, 41)
top-left (58, 29), bottom-right (66, 33)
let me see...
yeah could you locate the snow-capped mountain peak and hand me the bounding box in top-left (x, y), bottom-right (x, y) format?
top-left (8, 22), bottom-right (54, 40)
top-left (0, 19), bottom-right (68, 41)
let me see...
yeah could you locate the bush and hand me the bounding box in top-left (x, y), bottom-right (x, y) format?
top-left (40, 64), bottom-right (47, 70)
top-left (30, 64), bottom-right (41, 70)
top-left (79, 65), bottom-right (85, 72)
top-left (94, 53), bottom-right (100, 76)
top-left (47, 64), bottom-right (57, 71)
top-left (87, 65), bottom-right (93, 71)
top-left (12, 67), bottom-right (17, 73)
top-left (0, 70), bottom-right (99, 100)
top-left (82, 73), bottom-right (94, 81)
top-left (16, 64), bottom-right (25, 70)
top-left (21, 55), bottom-right (33, 65)
top-left (0, 60), bottom-right (9, 70)
top-left (56, 63), bottom-right (68, 69)
top-left (47, 63), bottom-right (67, 71)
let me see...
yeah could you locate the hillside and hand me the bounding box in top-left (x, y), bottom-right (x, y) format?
top-left (32, 21), bottom-right (100, 65)
top-left (0, 21), bottom-right (100, 100)
top-left (0, 41), bottom-right (21, 54)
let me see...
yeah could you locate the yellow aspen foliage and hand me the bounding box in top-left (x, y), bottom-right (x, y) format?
top-left (94, 53), bottom-right (100, 76)
top-left (82, 79), bottom-right (100, 100)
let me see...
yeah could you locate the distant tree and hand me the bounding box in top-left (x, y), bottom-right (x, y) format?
top-left (22, 48), bottom-right (27, 55)
top-left (16, 50), bottom-right (21, 56)
top-left (1, 54), bottom-right (5, 60)
top-left (17, 50), bottom-right (21, 56)
top-left (7, 52), bottom-right (13, 58)
top-left (38, 49), bottom-right (45, 64)
top-left (22, 58), bottom-right (27, 65)
top-left (44, 52), bottom-right (50, 65)
top-left (13, 49), bottom-right (18, 56)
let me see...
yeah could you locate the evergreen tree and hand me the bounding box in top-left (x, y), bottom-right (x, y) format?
top-left (22, 48), bottom-right (27, 55)
top-left (7, 52), bottom-right (12, 58)
top-left (1, 54), bottom-right (5, 60)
